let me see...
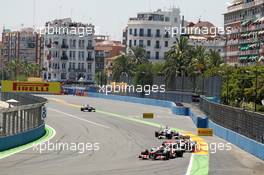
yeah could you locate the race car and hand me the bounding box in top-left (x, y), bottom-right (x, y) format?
top-left (174, 136), bottom-right (197, 152)
top-left (80, 105), bottom-right (96, 112)
top-left (155, 126), bottom-right (179, 139)
top-left (138, 142), bottom-right (184, 160)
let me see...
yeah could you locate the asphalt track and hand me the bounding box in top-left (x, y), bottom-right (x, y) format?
top-left (0, 95), bottom-right (263, 175)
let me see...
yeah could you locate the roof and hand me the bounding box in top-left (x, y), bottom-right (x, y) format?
top-left (193, 21), bottom-right (215, 29)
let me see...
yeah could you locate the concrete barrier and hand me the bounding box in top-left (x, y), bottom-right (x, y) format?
top-left (0, 124), bottom-right (46, 151)
top-left (87, 92), bottom-right (208, 128)
top-left (209, 120), bottom-right (264, 160)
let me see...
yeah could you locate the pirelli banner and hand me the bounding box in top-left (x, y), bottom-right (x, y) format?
top-left (1, 81), bottom-right (61, 94)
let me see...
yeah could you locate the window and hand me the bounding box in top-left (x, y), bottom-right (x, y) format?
top-left (147, 51), bottom-right (151, 59)
top-left (156, 29), bottom-right (160, 37)
top-left (62, 63), bottom-right (66, 69)
top-left (129, 28), bottom-right (133, 35)
top-left (87, 63), bottom-right (92, 73)
top-left (134, 29), bottom-right (137, 36)
top-left (165, 17), bottom-right (170, 22)
top-left (165, 41), bottom-right (168, 47)
top-left (147, 29), bottom-right (152, 37)
top-left (61, 73), bottom-right (67, 80)
top-left (134, 40), bottom-right (137, 46)
top-left (155, 41), bottom-right (160, 49)
top-left (155, 52), bottom-right (159, 60)
top-left (139, 28), bottom-right (144, 36)
top-left (139, 40), bottom-right (144, 47)
top-left (129, 40), bottom-right (132, 47)
top-left (147, 40), bottom-right (151, 46)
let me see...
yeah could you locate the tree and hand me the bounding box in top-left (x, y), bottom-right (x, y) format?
top-left (207, 50), bottom-right (223, 69)
top-left (112, 55), bottom-right (134, 82)
top-left (127, 46), bottom-right (149, 65)
top-left (163, 37), bottom-right (192, 88)
top-left (134, 63), bottom-right (154, 89)
top-left (95, 70), bottom-right (107, 86)
top-left (191, 45), bottom-right (208, 74)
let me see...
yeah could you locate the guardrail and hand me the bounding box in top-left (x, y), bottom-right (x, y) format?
top-left (0, 92), bottom-right (47, 151)
top-left (200, 97), bottom-right (264, 144)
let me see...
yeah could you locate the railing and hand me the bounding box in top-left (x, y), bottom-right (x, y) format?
top-left (200, 97), bottom-right (264, 143)
top-left (0, 93), bottom-right (47, 137)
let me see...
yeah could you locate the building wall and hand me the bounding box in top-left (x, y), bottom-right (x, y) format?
top-left (224, 0), bottom-right (264, 65)
top-left (42, 18), bottom-right (96, 83)
top-left (126, 8), bottom-right (181, 61)
top-left (1, 28), bottom-right (43, 65)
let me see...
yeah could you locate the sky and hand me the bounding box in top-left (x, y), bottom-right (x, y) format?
top-left (0, 0), bottom-right (230, 40)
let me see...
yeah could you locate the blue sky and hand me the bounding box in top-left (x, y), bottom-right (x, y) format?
top-left (0, 0), bottom-right (229, 40)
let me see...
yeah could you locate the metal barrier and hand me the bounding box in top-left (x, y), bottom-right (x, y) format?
top-left (200, 97), bottom-right (264, 143)
top-left (0, 92), bottom-right (47, 137)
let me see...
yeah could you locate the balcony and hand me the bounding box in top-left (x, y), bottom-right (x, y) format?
top-left (61, 54), bottom-right (68, 61)
top-left (68, 68), bottom-right (76, 72)
top-left (155, 45), bottom-right (161, 49)
top-left (76, 69), bottom-right (87, 72)
top-left (155, 34), bottom-right (161, 38)
top-left (164, 34), bottom-right (170, 38)
top-left (87, 57), bottom-right (94, 61)
top-left (61, 44), bottom-right (69, 49)
top-left (87, 45), bottom-right (94, 50)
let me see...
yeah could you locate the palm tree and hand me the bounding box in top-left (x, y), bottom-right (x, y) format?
top-left (191, 46), bottom-right (208, 74)
top-left (112, 55), bottom-right (134, 82)
top-left (127, 46), bottom-right (149, 65)
top-left (207, 50), bottom-right (223, 69)
top-left (5, 59), bottom-right (21, 80)
top-left (163, 37), bottom-right (192, 87)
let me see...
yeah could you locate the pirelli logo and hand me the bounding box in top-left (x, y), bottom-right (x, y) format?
top-left (13, 82), bottom-right (49, 92)
top-left (2, 81), bottom-right (61, 93)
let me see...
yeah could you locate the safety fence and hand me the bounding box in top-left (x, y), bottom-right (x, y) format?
top-left (200, 97), bottom-right (264, 144)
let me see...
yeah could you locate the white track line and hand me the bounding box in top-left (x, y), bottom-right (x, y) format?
top-left (49, 108), bottom-right (110, 129)
top-left (185, 153), bottom-right (194, 175)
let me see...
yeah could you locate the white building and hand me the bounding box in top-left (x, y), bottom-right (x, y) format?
top-left (43, 18), bottom-right (96, 83)
top-left (126, 8), bottom-right (181, 61)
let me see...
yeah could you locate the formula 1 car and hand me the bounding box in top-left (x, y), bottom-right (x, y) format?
top-left (155, 126), bottom-right (179, 139)
top-left (139, 142), bottom-right (184, 160)
top-left (80, 105), bottom-right (96, 112)
top-left (173, 136), bottom-right (197, 152)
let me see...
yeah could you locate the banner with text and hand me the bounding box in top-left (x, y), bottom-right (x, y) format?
top-left (1, 81), bottom-right (61, 93)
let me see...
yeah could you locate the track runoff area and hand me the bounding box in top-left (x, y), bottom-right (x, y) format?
top-left (1, 94), bottom-right (264, 175)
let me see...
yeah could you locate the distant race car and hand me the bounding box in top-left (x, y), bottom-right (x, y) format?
top-left (80, 105), bottom-right (96, 112)
top-left (139, 142), bottom-right (184, 160)
top-left (155, 127), bottom-right (179, 139)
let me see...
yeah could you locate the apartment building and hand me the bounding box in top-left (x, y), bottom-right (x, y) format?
top-left (42, 18), bottom-right (96, 83)
top-left (224, 0), bottom-right (264, 65)
top-left (1, 28), bottom-right (43, 65)
top-left (126, 8), bottom-right (181, 61)
top-left (185, 21), bottom-right (225, 57)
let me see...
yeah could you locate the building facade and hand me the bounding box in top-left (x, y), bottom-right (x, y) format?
top-left (42, 18), bottom-right (96, 83)
top-left (224, 0), bottom-right (264, 65)
top-left (185, 21), bottom-right (225, 57)
top-left (1, 28), bottom-right (43, 65)
top-left (95, 40), bottom-right (124, 72)
top-left (126, 8), bottom-right (181, 61)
